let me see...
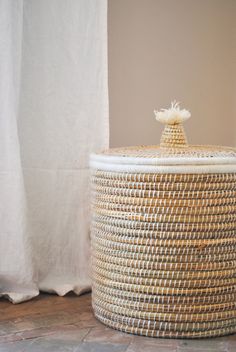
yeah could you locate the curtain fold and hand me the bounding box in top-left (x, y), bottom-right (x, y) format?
top-left (0, 0), bottom-right (108, 303)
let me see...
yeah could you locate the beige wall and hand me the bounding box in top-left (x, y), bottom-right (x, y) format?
top-left (108, 0), bottom-right (236, 148)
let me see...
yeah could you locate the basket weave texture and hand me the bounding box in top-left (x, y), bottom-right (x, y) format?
top-left (90, 111), bottom-right (236, 339)
top-left (91, 171), bottom-right (236, 338)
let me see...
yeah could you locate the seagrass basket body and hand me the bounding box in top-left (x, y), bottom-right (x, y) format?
top-left (90, 108), bottom-right (236, 338)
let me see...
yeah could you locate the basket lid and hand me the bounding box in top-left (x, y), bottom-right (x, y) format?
top-left (90, 102), bottom-right (236, 174)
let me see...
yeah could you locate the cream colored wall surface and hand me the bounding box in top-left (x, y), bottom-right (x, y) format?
top-left (108, 0), bottom-right (236, 148)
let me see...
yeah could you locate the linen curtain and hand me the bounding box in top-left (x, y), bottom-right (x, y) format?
top-left (0, 0), bottom-right (108, 303)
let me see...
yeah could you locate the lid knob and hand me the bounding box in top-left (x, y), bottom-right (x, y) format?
top-left (154, 101), bottom-right (191, 148)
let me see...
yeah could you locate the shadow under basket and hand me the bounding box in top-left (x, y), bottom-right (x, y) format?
top-left (90, 107), bottom-right (236, 339)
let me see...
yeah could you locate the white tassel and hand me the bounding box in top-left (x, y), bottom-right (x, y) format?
top-left (154, 101), bottom-right (191, 125)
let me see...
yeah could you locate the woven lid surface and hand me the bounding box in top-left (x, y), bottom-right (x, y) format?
top-left (90, 102), bottom-right (236, 173)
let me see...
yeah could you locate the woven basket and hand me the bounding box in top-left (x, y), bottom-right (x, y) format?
top-left (90, 104), bottom-right (236, 338)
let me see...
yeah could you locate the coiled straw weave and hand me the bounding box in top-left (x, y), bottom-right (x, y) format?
top-left (91, 171), bottom-right (236, 338)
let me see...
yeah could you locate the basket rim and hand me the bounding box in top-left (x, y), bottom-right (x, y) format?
top-left (90, 144), bottom-right (236, 174)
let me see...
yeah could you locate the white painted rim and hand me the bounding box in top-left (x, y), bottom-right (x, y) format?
top-left (90, 154), bottom-right (236, 174)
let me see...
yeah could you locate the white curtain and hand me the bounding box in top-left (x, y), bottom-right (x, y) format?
top-left (0, 0), bottom-right (108, 303)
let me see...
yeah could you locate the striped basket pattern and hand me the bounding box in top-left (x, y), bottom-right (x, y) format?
top-left (91, 171), bottom-right (236, 338)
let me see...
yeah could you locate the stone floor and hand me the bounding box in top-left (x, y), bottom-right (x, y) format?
top-left (0, 293), bottom-right (235, 351)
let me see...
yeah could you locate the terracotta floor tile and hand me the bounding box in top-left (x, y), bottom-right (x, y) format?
top-left (177, 338), bottom-right (227, 352)
top-left (127, 337), bottom-right (178, 352)
top-left (84, 325), bottom-right (132, 344)
top-left (0, 293), bottom-right (235, 351)
top-left (75, 341), bottom-right (128, 352)
top-left (0, 339), bottom-right (36, 352)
